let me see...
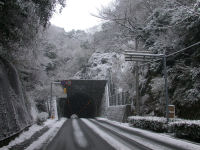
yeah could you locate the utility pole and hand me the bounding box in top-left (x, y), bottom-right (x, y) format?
top-left (124, 50), bottom-right (169, 123)
top-left (163, 51), bottom-right (169, 123)
top-left (50, 82), bottom-right (53, 117)
top-left (135, 38), bottom-right (140, 115)
top-left (124, 42), bottom-right (200, 122)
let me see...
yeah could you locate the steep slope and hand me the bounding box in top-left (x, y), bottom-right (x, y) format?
top-left (138, 2), bottom-right (200, 119)
top-left (0, 57), bottom-right (32, 141)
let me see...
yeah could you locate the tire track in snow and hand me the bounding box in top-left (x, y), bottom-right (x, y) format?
top-left (91, 119), bottom-right (163, 150)
top-left (96, 119), bottom-right (200, 150)
top-left (72, 119), bottom-right (88, 148)
top-left (81, 118), bottom-right (133, 150)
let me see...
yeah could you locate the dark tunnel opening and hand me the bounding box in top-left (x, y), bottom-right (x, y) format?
top-left (57, 92), bottom-right (96, 118)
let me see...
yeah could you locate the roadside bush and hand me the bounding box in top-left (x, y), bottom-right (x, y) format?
top-left (169, 120), bottom-right (200, 142)
top-left (128, 116), bottom-right (200, 142)
top-left (36, 112), bottom-right (49, 125)
top-left (128, 116), bottom-right (168, 132)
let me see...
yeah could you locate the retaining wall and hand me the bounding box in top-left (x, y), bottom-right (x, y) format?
top-left (105, 105), bottom-right (132, 122)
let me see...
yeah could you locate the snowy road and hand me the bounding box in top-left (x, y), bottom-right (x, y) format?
top-left (42, 119), bottom-right (200, 150)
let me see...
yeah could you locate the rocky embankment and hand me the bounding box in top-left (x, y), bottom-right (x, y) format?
top-left (0, 57), bottom-right (32, 141)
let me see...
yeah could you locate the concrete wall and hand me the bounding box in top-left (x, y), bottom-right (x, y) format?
top-left (98, 83), bottom-right (109, 117)
top-left (99, 83), bottom-right (132, 122)
top-left (105, 105), bottom-right (131, 123)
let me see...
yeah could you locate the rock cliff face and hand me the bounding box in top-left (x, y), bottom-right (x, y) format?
top-left (74, 52), bottom-right (132, 81)
top-left (74, 52), bottom-right (118, 79)
top-left (0, 57), bottom-right (32, 141)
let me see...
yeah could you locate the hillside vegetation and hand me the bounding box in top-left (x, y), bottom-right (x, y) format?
top-left (77, 0), bottom-right (200, 119)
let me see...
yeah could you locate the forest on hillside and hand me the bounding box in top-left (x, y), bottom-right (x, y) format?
top-left (77, 0), bottom-right (200, 119)
top-left (0, 0), bottom-right (200, 128)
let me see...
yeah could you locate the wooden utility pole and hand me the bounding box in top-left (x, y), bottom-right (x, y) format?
top-left (135, 38), bottom-right (140, 115)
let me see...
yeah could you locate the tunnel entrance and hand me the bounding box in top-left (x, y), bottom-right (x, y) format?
top-left (56, 80), bottom-right (107, 118)
top-left (58, 93), bottom-right (96, 118)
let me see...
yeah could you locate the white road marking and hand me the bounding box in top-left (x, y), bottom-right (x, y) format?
top-left (72, 119), bottom-right (88, 148)
top-left (81, 118), bottom-right (132, 150)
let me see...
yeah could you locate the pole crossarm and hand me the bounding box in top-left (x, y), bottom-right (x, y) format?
top-left (124, 51), bottom-right (164, 62)
top-left (124, 41), bottom-right (200, 65)
top-left (125, 58), bottom-right (152, 62)
top-left (124, 52), bottom-right (164, 57)
top-left (52, 81), bottom-right (61, 84)
top-left (124, 50), bottom-right (151, 53)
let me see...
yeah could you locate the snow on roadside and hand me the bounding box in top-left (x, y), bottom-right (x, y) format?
top-left (0, 119), bottom-right (57, 150)
top-left (169, 119), bottom-right (200, 126)
top-left (96, 117), bottom-right (200, 150)
top-left (96, 117), bottom-right (130, 127)
top-left (128, 116), bottom-right (166, 122)
top-left (25, 118), bottom-right (66, 150)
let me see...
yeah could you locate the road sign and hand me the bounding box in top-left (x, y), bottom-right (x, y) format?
top-left (61, 81), bottom-right (66, 86)
top-left (64, 88), bottom-right (67, 94)
top-left (67, 80), bottom-right (71, 86)
top-left (168, 105), bottom-right (175, 118)
top-left (61, 80), bottom-right (72, 86)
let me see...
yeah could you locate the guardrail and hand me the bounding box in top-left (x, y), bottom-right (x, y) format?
top-left (0, 123), bottom-right (33, 147)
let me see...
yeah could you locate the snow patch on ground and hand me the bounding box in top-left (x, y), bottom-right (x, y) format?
top-left (128, 116), bottom-right (167, 123)
top-left (0, 119), bottom-right (57, 150)
top-left (96, 117), bottom-right (200, 150)
top-left (170, 119), bottom-right (200, 125)
top-left (96, 117), bottom-right (129, 126)
top-left (25, 118), bottom-right (66, 150)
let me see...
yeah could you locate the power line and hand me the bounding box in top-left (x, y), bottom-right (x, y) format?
top-left (167, 41), bottom-right (200, 57)
top-left (137, 41), bottom-right (200, 67)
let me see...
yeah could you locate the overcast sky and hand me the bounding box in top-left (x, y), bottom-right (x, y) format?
top-left (50, 0), bottom-right (114, 31)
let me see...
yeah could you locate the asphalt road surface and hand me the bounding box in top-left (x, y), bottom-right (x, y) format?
top-left (42, 119), bottom-right (200, 150)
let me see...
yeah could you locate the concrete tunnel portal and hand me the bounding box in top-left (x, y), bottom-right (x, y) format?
top-left (56, 80), bottom-right (107, 118)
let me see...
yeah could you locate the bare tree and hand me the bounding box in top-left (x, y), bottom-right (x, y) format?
top-left (94, 0), bottom-right (167, 39)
